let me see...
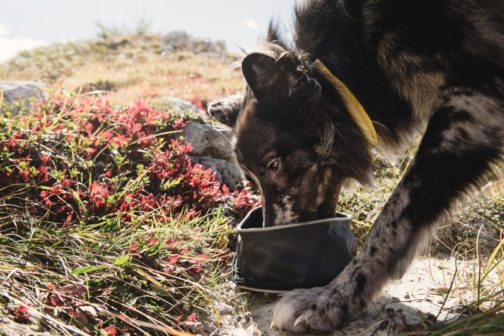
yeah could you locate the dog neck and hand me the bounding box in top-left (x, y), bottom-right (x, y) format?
top-left (313, 59), bottom-right (378, 147)
top-left (296, 0), bottom-right (414, 146)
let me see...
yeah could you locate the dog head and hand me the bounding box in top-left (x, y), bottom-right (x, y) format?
top-left (209, 43), bottom-right (372, 226)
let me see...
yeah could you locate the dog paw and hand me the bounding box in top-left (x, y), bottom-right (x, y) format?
top-left (271, 287), bottom-right (347, 334)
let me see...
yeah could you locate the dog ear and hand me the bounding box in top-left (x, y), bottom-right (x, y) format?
top-left (242, 52), bottom-right (296, 107)
top-left (207, 94), bottom-right (243, 127)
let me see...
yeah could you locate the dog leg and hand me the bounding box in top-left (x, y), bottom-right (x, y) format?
top-left (271, 87), bottom-right (504, 333)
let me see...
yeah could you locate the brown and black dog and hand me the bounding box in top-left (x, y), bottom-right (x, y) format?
top-left (209, 0), bottom-right (504, 333)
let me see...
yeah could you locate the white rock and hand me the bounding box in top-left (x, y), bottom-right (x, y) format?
top-left (183, 121), bottom-right (243, 188)
top-left (0, 81), bottom-right (44, 114)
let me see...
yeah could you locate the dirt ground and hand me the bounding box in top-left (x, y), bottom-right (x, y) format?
top-left (222, 256), bottom-right (501, 336)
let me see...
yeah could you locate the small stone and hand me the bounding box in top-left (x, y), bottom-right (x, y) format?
top-left (160, 96), bottom-right (205, 115)
top-left (0, 81), bottom-right (44, 114)
top-left (161, 31), bottom-right (228, 58)
top-left (246, 324), bottom-right (262, 336)
top-left (214, 301), bottom-right (233, 315)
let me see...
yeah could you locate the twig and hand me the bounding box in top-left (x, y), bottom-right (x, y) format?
top-left (476, 224), bottom-right (484, 306)
top-left (111, 312), bottom-right (196, 336)
top-left (436, 254), bottom-right (458, 320)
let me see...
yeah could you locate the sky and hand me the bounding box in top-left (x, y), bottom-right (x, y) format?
top-left (0, 0), bottom-right (297, 62)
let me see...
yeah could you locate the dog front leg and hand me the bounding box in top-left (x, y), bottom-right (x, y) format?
top-left (271, 87), bottom-right (504, 333)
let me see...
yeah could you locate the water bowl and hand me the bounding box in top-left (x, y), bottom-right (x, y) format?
top-left (232, 207), bottom-right (357, 292)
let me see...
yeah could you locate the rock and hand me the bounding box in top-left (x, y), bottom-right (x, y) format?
top-left (183, 122), bottom-right (233, 159)
top-left (0, 81), bottom-right (44, 114)
top-left (161, 31), bottom-right (227, 58)
top-left (157, 96), bottom-right (243, 188)
top-left (214, 301), bottom-right (234, 315)
top-left (161, 96), bottom-right (205, 116)
top-left (78, 80), bottom-right (116, 94)
top-left (193, 156), bottom-right (242, 188)
top-left (183, 121), bottom-right (243, 188)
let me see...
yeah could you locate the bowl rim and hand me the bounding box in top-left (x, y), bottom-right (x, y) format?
top-left (237, 207), bottom-right (352, 233)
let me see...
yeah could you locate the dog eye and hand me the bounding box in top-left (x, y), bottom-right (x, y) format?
top-left (267, 158), bottom-right (280, 172)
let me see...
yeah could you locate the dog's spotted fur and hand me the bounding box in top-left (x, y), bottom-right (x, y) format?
top-left (209, 0), bottom-right (504, 333)
top-left (273, 196), bottom-right (299, 226)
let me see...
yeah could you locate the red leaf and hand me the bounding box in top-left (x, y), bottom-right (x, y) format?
top-left (191, 254), bottom-right (209, 263)
top-left (132, 123), bottom-right (142, 133)
top-left (101, 129), bottom-right (114, 140)
top-left (172, 118), bottom-right (186, 129)
top-left (85, 147), bottom-right (97, 157)
top-left (62, 179), bottom-right (74, 188)
top-left (187, 266), bottom-right (204, 274)
top-left (186, 312), bottom-right (197, 322)
top-left (63, 211), bottom-right (74, 226)
top-left (165, 239), bottom-right (177, 248)
top-left (48, 293), bottom-right (64, 307)
top-left (13, 305), bottom-right (30, 321)
top-left (84, 123), bottom-right (94, 133)
top-left (168, 255), bottom-right (180, 264)
top-left (40, 153), bottom-right (51, 163)
top-left (104, 325), bottom-right (118, 336)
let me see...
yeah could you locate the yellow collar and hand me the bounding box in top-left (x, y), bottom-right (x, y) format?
top-left (313, 59), bottom-right (378, 146)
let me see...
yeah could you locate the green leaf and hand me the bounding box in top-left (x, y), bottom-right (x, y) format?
top-left (161, 177), bottom-right (182, 191)
top-left (52, 169), bottom-right (64, 181)
top-left (136, 164), bottom-right (145, 174)
top-left (113, 255), bottom-right (130, 267)
top-left (71, 264), bottom-right (108, 275)
top-left (70, 168), bottom-right (79, 178)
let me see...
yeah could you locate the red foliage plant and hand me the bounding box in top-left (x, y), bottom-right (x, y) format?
top-left (0, 96), bottom-right (256, 226)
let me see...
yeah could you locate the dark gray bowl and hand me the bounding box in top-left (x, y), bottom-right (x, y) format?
top-left (232, 207), bottom-right (357, 292)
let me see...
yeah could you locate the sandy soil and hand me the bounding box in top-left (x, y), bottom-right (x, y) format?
top-left (221, 257), bottom-right (501, 336)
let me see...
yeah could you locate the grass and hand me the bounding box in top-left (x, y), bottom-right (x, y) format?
top-left (1, 31), bottom-right (243, 108)
top-left (404, 236), bottom-right (504, 336)
top-left (1, 31), bottom-right (503, 335)
top-left (0, 94), bottom-right (256, 335)
top-left (0, 211), bottom-right (235, 335)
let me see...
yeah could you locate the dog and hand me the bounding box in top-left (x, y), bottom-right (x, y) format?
top-left (209, 0), bottom-right (504, 333)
